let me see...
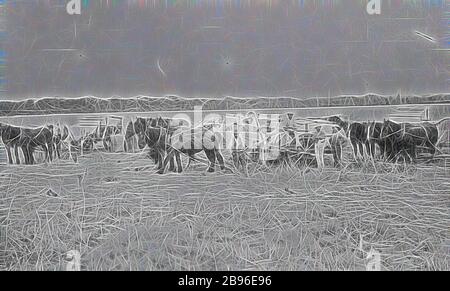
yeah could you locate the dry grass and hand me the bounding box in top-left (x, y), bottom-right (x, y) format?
top-left (0, 151), bottom-right (449, 271)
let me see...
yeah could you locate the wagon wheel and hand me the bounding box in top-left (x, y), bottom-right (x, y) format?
top-left (277, 132), bottom-right (296, 165)
top-left (103, 138), bottom-right (112, 152)
top-left (282, 147), bottom-right (299, 166)
top-left (295, 134), bottom-right (317, 167)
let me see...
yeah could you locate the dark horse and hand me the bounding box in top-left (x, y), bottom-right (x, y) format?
top-left (0, 123), bottom-right (22, 164)
top-left (134, 117), bottom-right (182, 174)
top-left (326, 116), bottom-right (390, 161)
top-left (326, 116), bottom-right (368, 160)
top-left (366, 121), bottom-right (385, 159)
top-left (102, 125), bottom-right (121, 152)
top-left (134, 117), bottom-right (226, 174)
top-left (380, 119), bottom-right (444, 162)
top-left (47, 124), bottom-right (69, 159)
top-left (124, 120), bottom-right (137, 153)
top-left (17, 126), bottom-right (54, 165)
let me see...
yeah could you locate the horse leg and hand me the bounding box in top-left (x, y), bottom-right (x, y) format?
top-left (71, 145), bottom-right (79, 163)
top-left (168, 152), bottom-right (176, 172)
top-left (427, 141), bottom-right (436, 159)
top-left (215, 149), bottom-right (226, 170)
top-left (54, 142), bottom-right (60, 159)
top-left (14, 145), bottom-right (20, 164)
top-left (383, 142), bottom-right (391, 162)
top-left (204, 149), bottom-right (216, 172)
top-left (30, 147), bottom-right (35, 165)
top-left (175, 151), bottom-right (183, 173)
top-left (315, 141), bottom-right (325, 170)
top-left (27, 145), bottom-right (35, 165)
top-left (24, 144), bottom-right (30, 164)
top-left (410, 145), bottom-right (417, 163)
top-left (358, 142), bottom-right (364, 160)
top-left (157, 149), bottom-right (164, 170)
top-left (152, 150), bottom-right (159, 165)
top-left (156, 151), bottom-right (166, 174)
top-left (21, 145), bottom-right (28, 164)
top-left (387, 143), bottom-right (396, 162)
top-left (43, 145), bottom-right (49, 163)
top-left (239, 152), bottom-right (247, 169)
top-left (57, 143), bottom-right (61, 159)
top-left (49, 143), bottom-right (54, 161)
top-left (351, 141), bottom-right (359, 162)
top-left (332, 143), bottom-right (342, 168)
top-left (314, 142), bottom-right (320, 168)
top-left (379, 142), bottom-right (385, 159)
top-left (331, 143), bottom-right (337, 167)
top-left (232, 151), bottom-right (240, 169)
top-left (318, 144), bottom-right (325, 170)
top-left (5, 144), bottom-right (13, 164)
top-left (366, 141), bottom-right (373, 159)
top-left (158, 149), bottom-right (177, 174)
top-left (45, 145), bottom-right (49, 162)
top-left (370, 142), bottom-right (377, 159)
top-left (390, 143), bottom-right (400, 163)
top-left (186, 153), bottom-right (194, 170)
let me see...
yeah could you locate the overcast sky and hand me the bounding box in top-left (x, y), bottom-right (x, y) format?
top-left (3, 1), bottom-right (448, 100)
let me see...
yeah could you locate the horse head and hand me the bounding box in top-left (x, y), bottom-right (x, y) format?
top-left (326, 116), bottom-right (348, 132)
top-left (371, 121), bottom-right (383, 139)
top-left (125, 121), bottom-right (135, 139)
top-left (156, 116), bottom-right (169, 128)
top-left (133, 117), bottom-right (148, 136)
top-left (46, 124), bottom-right (54, 135)
top-left (61, 125), bottom-right (69, 141)
top-left (380, 119), bottom-right (400, 141)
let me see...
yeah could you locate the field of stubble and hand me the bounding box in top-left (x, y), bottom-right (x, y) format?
top-left (0, 151), bottom-right (449, 271)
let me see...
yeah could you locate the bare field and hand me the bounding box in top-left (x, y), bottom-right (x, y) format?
top-left (0, 152), bottom-right (449, 271)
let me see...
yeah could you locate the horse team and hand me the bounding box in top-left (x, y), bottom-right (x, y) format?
top-left (324, 116), bottom-right (448, 164)
top-left (0, 123), bottom-right (61, 165)
top-left (0, 114), bottom-right (448, 173)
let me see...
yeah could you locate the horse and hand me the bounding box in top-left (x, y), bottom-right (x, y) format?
top-left (124, 120), bottom-right (139, 153)
top-left (62, 127), bottom-right (93, 163)
top-left (134, 116), bottom-right (226, 174)
top-left (0, 123), bottom-right (22, 164)
top-left (380, 118), bottom-right (447, 162)
top-left (365, 121), bottom-right (384, 159)
top-left (133, 117), bottom-right (176, 170)
top-left (312, 124), bottom-right (347, 169)
top-left (380, 120), bottom-right (417, 162)
top-left (53, 124), bottom-right (69, 159)
top-left (326, 116), bottom-right (370, 161)
top-left (102, 125), bottom-right (121, 152)
top-left (349, 122), bottom-right (369, 160)
top-left (17, 126), bottom-right (54, 165)
top-left (134, 117), bottom-right (182, 174)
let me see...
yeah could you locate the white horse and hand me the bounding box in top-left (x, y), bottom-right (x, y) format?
top-left (312, 124), bottom-right (348, 170)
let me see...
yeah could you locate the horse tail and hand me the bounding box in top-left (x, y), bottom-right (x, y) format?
top-left (433, 117), bottom-right (450, 126)
top-left (366, 122), bottom-right (372, 142)
top-left (61, 125), bottom-right (69, 141)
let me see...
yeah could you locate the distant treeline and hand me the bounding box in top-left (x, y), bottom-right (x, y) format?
top-left (0, 94), bottom-right (449, 116)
